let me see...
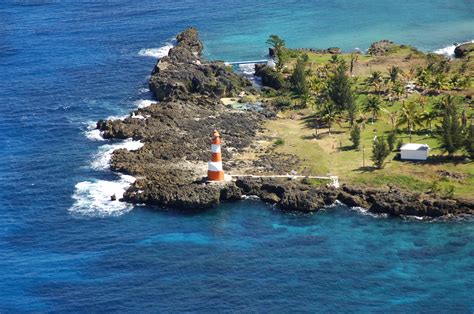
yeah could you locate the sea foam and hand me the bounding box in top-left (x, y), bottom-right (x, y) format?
top-left (91, 139), bottom-right (143, 170)
top-left (69, 174), bottom-right (136, 217)
top-left (133, 99), bottom-right (155, 108)
top-left (138, 42), bottom-right (174, 59)
top-left (84, 120), bottom-right (105, 141)
top-left (434, 40), bottom-right (474, 58)
top-left (238, 63), bottom-right (256, 76)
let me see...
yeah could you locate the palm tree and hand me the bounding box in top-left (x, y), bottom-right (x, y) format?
top-left (329, 55), bottom-right (340, 65)
top-left (402, 68), bottom-right (416, 83)
top-left (449, 74), bottom-right (468, 91)
top-left (363, 96), bottom-right (382, 124)
top-left (320, 102), bottom-right (340, 135)
top-left (402, 68), bottom-right (416, 97)
top-left (366, 71), bottom-right (383, 93)
top-left (417, 95), bottom-right (428, 111)
top-left (392, 81), bottom-right (405, 100)
top-left (433, 95), bottom-right (455, 114)
top-left (309, 76), bottom-right (327, 102)
top-left (415, 67), bottom-right (431, 90)
top-left (388, 66), bottom-right (402, 84)
top-left (397, 102), bottom-right (422, 141)
top-left (421, 110), bottom-right (438, 135)
top-left (383, 109), bottom-right (399, 130)
top-left (300, 91), bottom-right (313, 109)
top-left (430, 72), bottom-right (448, 94)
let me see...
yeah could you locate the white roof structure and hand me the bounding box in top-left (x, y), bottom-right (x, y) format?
top-left (400, 143), bottom-right (430, 161)
top-left (400, 143), bottom-right (430, 151)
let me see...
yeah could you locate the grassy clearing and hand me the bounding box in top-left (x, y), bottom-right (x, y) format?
top-left (265, 109), bottom-right (473, 199)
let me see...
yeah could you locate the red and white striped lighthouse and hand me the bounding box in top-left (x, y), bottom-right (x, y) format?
top-left (207, 130), bottom-right (225, 181)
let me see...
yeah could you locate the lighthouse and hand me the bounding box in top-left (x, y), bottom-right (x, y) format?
top-left (207, 130), bottom-right (225, 181)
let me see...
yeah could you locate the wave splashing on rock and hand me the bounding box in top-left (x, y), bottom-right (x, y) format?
top-left (138, 42), bottom-right (175, 59)
top-left (91, 139), bottom-right (143, 171)
top-left (69, 175), bottom-right (136, 217)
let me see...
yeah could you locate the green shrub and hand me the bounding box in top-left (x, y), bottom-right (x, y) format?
top-left (273, 96), bottom-right (293, 109)
top-left (371, 137), bottom-right (390, 169)
top-left (274, 138), bottom-right (285, 146)
top-left (350, 125), bottom-right (361, 149)
top-left (387, 132), bottom-right (397, 151)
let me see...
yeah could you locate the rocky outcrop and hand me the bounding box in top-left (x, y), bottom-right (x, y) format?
top-left (368, 40), bottom-right (395, 56)
top-left (233, 178), bottom-right (474, 218)
top-left (294, 47), bottom-right (341, 54)
top-left (96, 27), bottom-right (270, 210)
top-left (149, 28), bottom-right (251, 101)
top-left (454, 42), bottom-right (474, 58)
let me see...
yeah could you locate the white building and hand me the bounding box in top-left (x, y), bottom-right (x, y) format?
top-left (400, 143), bottom-right (430, 161)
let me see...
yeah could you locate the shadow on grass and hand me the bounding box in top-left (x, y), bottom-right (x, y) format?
top-left (301, 134), bottom-right (316, 140)
top-left (300, 131), bottom-right (345, 141)
top-left (301, 113), bottom-right (323, 129)
top-left (340, 145), bottom-right (356, 151)
top-left (353, 166), bottom-right (377, 172)
top-left (395, 155), bottom-right (471, 165)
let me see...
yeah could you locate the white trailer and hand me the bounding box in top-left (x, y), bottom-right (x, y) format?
top-left (400, 143), bottom-right (430, 161)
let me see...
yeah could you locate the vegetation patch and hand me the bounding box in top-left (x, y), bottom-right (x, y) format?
top-left (258, 34), bottom-right (473, 199)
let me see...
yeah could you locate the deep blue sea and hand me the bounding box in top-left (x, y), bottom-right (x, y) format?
top-left (1, 0), bottom-right (474, 311)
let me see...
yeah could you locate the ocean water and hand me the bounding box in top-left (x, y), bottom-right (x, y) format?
top-left (1, 0), bottom-right (473, 311)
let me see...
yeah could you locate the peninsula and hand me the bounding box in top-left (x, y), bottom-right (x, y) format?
top-left (96, 28), bottom-right (474, 218)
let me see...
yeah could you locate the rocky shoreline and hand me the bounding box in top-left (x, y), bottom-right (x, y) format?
top-left (96, 28), bottom-right (474, 218)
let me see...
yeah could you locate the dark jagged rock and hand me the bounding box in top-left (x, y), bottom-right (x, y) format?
top-left (232, 179), bottom-right (474, 218)
top-left (149, 27), bottom-right (251, 101)
top-left (454, 42), bottom-right (474, 58)
top-left (326, 47), bottom-right (341, 54)
top-left (368, 40), bottom-right (395, 56)
top-left (268, 47), bottom-right (276, 57)
top-left (235, 177), bottom-right (337, 212)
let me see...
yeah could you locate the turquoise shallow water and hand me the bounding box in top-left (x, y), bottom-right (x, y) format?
top-left (1, 0), bottom-right (473, 311)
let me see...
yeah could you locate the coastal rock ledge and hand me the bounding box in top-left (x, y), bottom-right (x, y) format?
top-left (97, 28), bottom-right (474, 219)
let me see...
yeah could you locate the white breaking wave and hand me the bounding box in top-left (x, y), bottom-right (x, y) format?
top-left (133, 99), bottom-right (155, 108)
top-left (85, 129), bottom-right (104, 141)
top-left (106, 114), bottom-right (128, 121)
top-left (433, 40), bottom-right (474, 58)
top-left (91, 139), bottom-right (144, 170)
top-left (350, 206), bottom-right (388, 219)
top-left (138, 42), bottom-right (174, 59)
top-left (84, 120), bottom-right (105, 141)
top-left (239, 63), bottom-right (256, 76)
top-left (69, 174), bottom-right (136, 217)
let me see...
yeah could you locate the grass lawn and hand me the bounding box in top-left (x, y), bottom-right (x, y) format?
top-left (265, 108), bottom-right (473, 199)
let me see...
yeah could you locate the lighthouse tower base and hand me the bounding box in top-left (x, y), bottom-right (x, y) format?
top-left (207, 170), bottom-right (224, 181)
top-left (206, 173), bottom-right (233, 184)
